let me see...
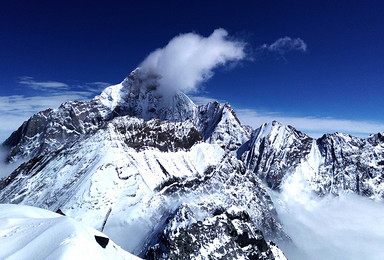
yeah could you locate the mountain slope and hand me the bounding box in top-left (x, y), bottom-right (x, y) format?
top-left (0, 112), bottom-right (286, 258)
top-left (240, 121), bottom-right (312, 190)
top-left (0, 204), bottom-right (140, 260)
top-left (146, 204), bottom-right (286, 260)
top-left (3, 68), bottom-right (249, 164)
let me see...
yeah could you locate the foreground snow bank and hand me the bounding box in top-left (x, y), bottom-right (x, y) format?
top-left (0, 204), bottom-right (141, 260)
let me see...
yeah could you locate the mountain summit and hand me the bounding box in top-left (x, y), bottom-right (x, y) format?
top-left (3, 69), bottom-right (249, 161)
top-left (97, 68), bottom-right (197, 122)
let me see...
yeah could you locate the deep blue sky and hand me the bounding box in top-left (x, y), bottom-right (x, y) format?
top-left (0, 0), bottom-right (383, 139)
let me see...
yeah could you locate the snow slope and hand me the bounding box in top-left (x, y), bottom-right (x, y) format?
top-left (0, 204), bottom-right (141, 260)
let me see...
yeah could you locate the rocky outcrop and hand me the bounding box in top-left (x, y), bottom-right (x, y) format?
top-left (240, 121), bottom-right (313, 190)
top-left (313, 132), bottom-right (384, 198)
top-left (146, 205), bottom-right (286, 260)
top-left (2, 99), bottom-right (112, 161)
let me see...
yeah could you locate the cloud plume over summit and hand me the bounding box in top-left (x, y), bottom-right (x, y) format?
top-left (139, 28), bottom-right (246, 93)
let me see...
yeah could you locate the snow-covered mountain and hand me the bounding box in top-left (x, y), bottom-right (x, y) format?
top-left (1, 68), bottom-right (383, 259)
top-left (240, 121), bottom-right (384, 199)
top-left (3, 68), bottom-right (249, 162)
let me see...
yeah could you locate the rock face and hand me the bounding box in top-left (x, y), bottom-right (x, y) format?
top-left (196, 102), bottom-right (250, 152)
top-left (313, 132), bottom-right (384, 198)
top-left (241, 121), bottom-right (384, 199)
top-left (240, 121), bottom-right (313, 190)
top-left (97, 69), bottom-right (196, 122)
top-left (2, 100), bottom-right (112, 161)
top-left (146, 205), bottom-right (286, 260)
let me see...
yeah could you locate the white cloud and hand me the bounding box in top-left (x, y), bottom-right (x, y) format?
top-left (18, 77), bottom-right (111, 95)
top-left (79, 82), bottom-right (112, 94)
top-left (235, 108), bottom-right (384, 138)
top-left (18, 76), bottom-right (69, 90)
top-left (275, 183), bottom-right (384, 260)
top-left (139, 28), bottom-right (246, 93)
top-left (189, 95), bottom-right (225, 105)
top-left (262, 36), bottom-right (307, 55)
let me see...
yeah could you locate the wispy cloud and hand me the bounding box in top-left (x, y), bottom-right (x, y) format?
top-left (189, 95), bottom-right (225, 105)
top-left (18, 76), bottom-right (69, 91)
top-left (78, 82), bottom-right (112, 94)
top-left (261, 36), bottom-right (307, 55)
top-left (236, 108), bottom-right (384, 138)
top-left (18, 77), bottom-right (110, 95)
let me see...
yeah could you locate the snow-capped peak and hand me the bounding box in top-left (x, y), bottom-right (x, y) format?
top-left (96, 68), bottom-right (197, 122)
top-left (98, 82), bottom-right (124, 111)
top-left (97, 68), bottom-right (157, 111)
top-left (241, 121), bottom-right (313, 189)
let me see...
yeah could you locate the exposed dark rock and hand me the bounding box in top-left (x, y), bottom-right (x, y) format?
top-left (56, 209), bottom-right (66, 216)
top-left (95, 235), bottom-right (109, 248)
top-left (241, 121), bottom-right (313, 190)
top-left (111, 118), bottom-right (203, 152)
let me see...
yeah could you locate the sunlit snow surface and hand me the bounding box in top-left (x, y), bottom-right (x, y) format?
top-left (0, 204), bottom-right (141, 260)
top-left (272, 166), bottom-right (384, 260)
top-left (0, 119), bottom-right (228, 255)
